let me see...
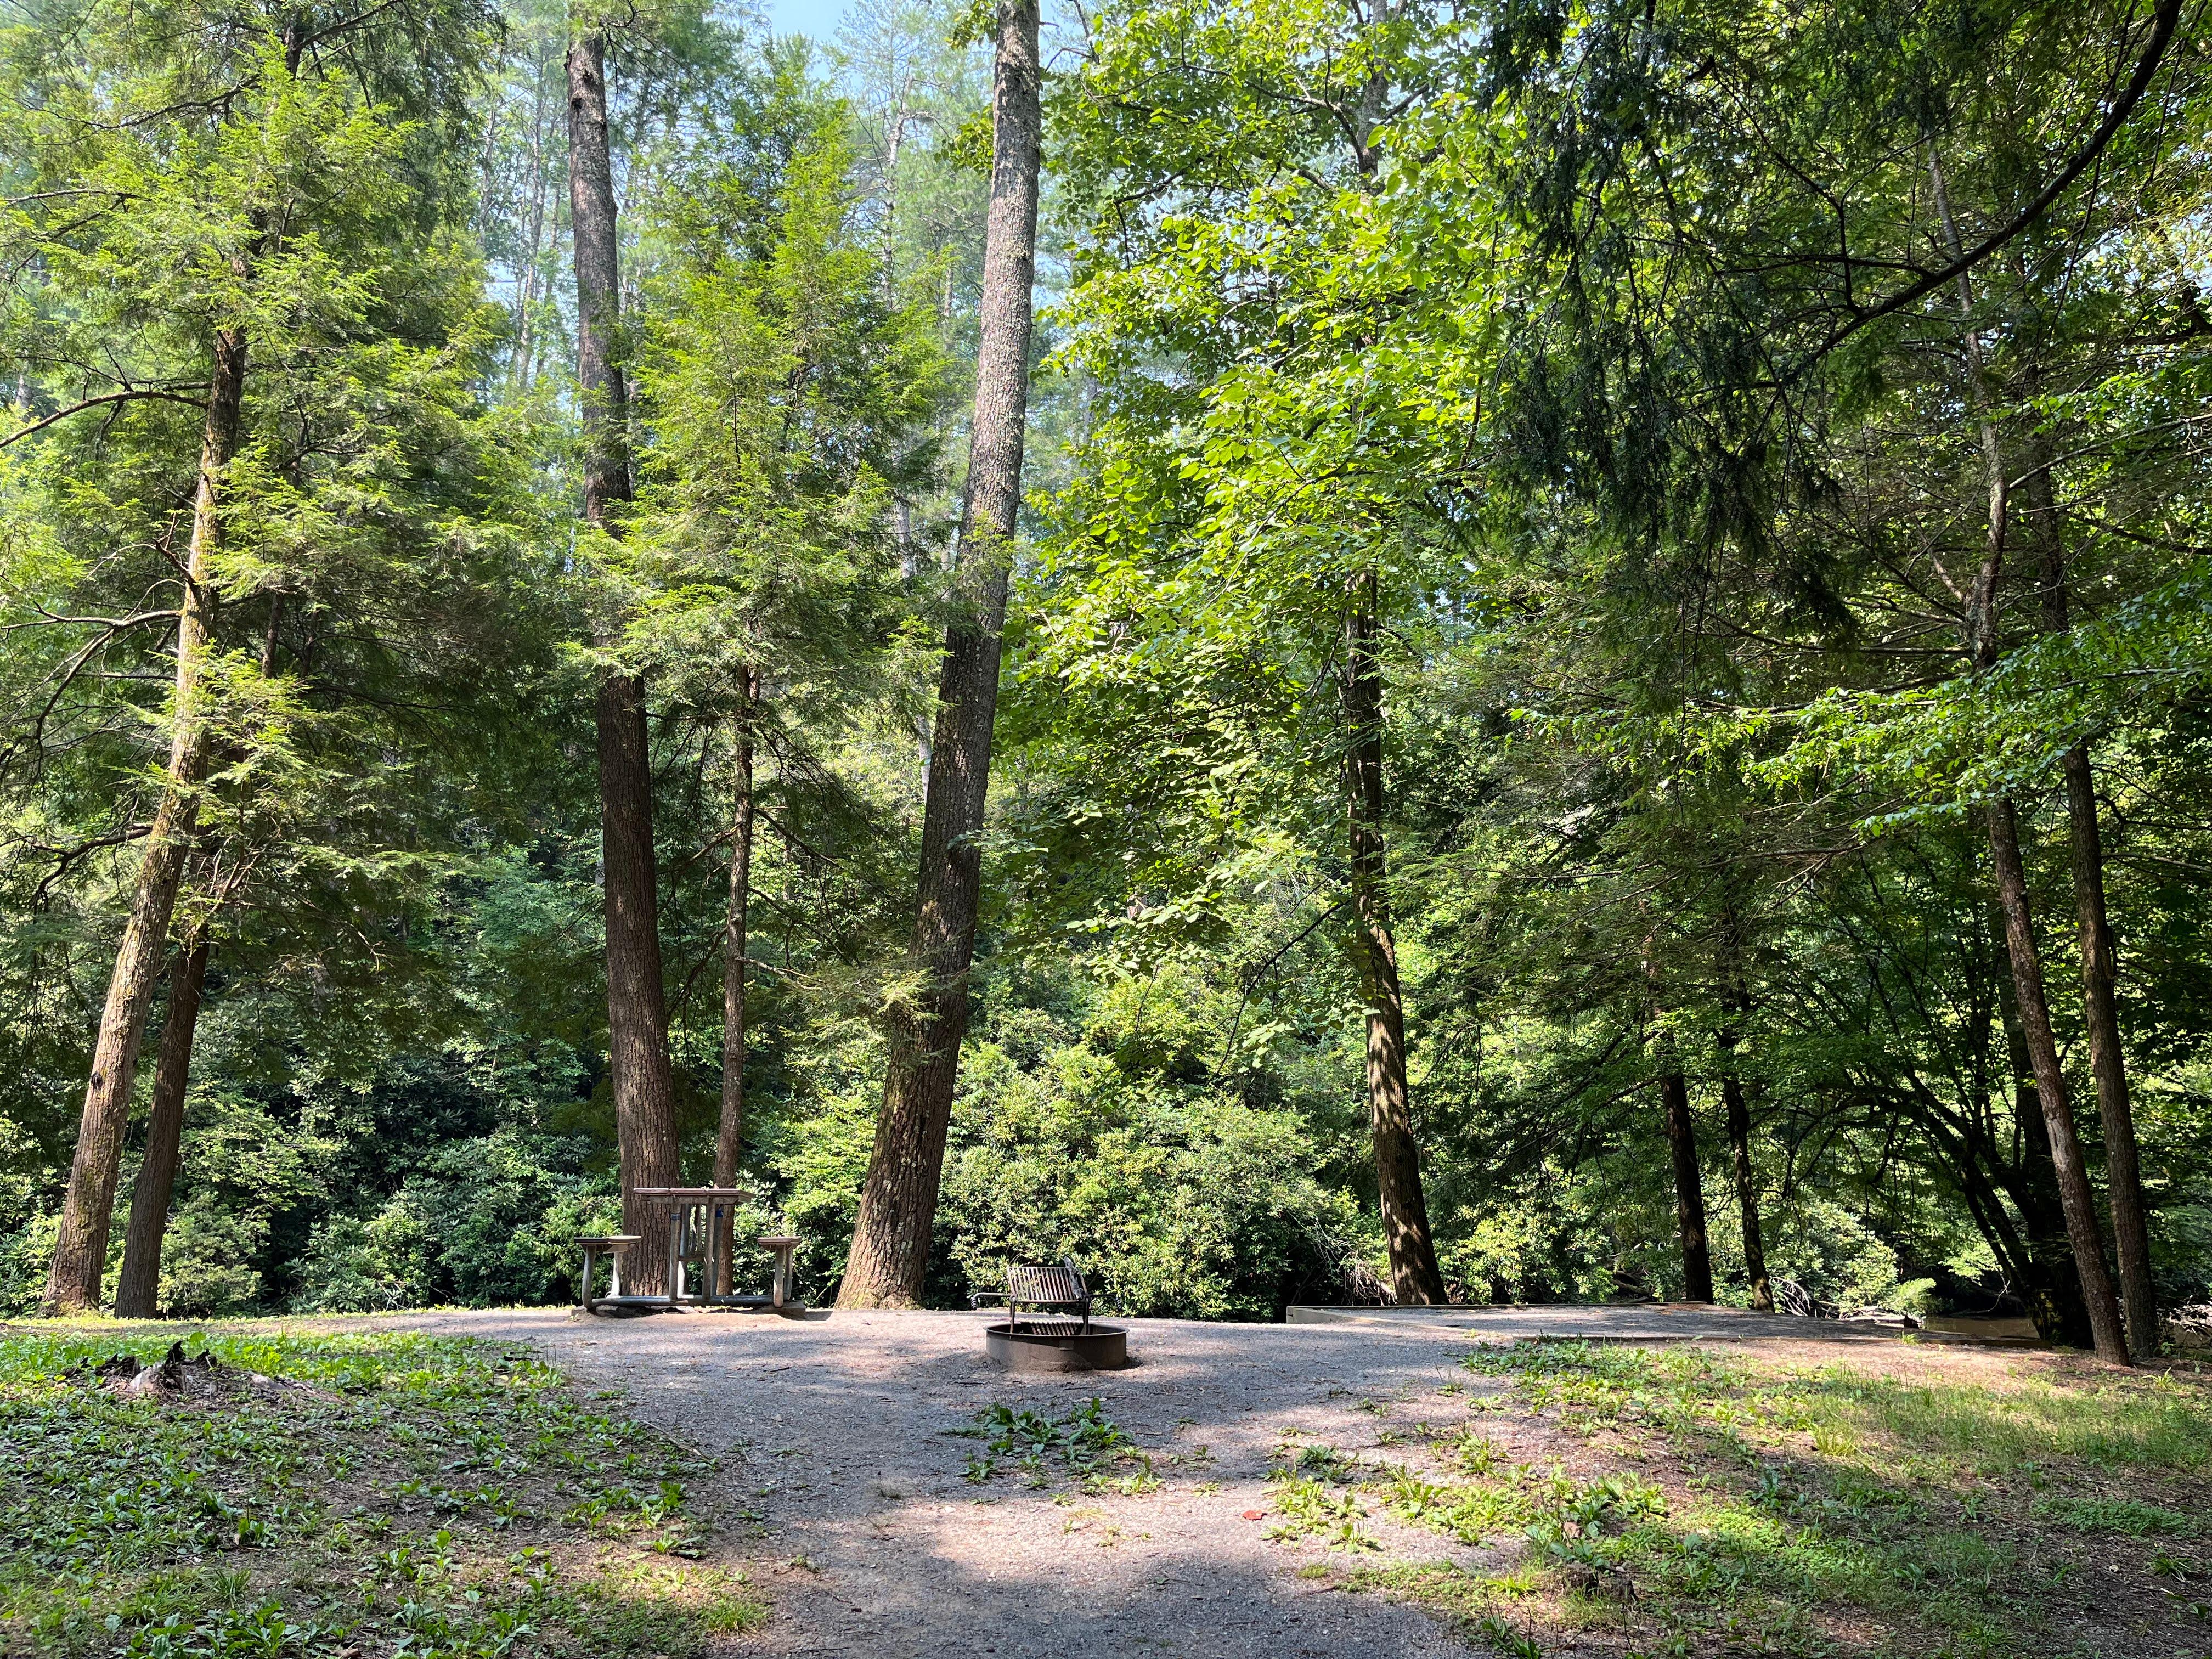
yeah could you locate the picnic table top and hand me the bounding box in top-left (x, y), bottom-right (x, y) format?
top-left (632, 1186), bottom-right (747, 1201)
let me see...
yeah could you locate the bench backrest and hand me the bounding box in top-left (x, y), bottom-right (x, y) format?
top-left (1005, 1261), bottom-right (1088, 1308)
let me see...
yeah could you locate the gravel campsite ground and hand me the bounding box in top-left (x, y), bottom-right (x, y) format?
top-left (387, 1306), bottom-right (2212, 1658)
top-left (8, 1306), bottom-right (2212, 1657)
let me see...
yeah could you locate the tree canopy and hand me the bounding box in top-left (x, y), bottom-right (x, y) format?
top-left (0, 0), bottom-right (2207, 1356)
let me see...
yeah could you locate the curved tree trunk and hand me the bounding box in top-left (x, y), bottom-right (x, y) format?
top-left (715, 670), bottom-right (759, 1294)
top-left (570, 27), bottom-right (679, 1289)
top-left (114, 932), bottom-right (211, 1318)
top-left (840, 0), bottom-right (1041, 1310)
top-left (1343, 568), bottom-right (1445, 1306)
top-left (44, 329), bottom-right (242, 1312)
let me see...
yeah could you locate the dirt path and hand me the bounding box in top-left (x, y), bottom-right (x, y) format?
top-left (396, 1307), bottom-right (1500, 1657)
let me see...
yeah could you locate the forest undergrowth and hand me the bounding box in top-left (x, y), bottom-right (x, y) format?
top-left (0, 1327), bottom-right (763, 1657)
top-left (1267, 1339), bottom-right (2212, 1658)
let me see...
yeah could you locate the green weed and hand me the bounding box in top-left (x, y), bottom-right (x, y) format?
top-left (0, 1326), bottom-right (759, 1657)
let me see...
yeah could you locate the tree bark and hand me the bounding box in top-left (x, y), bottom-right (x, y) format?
top-left (714, 669), bottom-right (759, 1295)
top-left (570, 26), bottom-right (680, 1289)
top-left (1931, 148), bottom-right (2126, 1362)
top-left (1717, 913), bottom-right (1769, 1309)
top-left (2062, 746), bottom-right (2156, 1355)
top-left (2022, 452), bottom-right (2158, 1356)
top-left (1343, 567), bottom-right (1446, 1305)
top-left (1990, 926), bottom-right (2095, 1346)
top-left (43, 328), bottom-right (241, 1312)
top-left (113, 932), bottom-right (211, 1319)
top-left (1659, 1065), bottom-right (1714, 1302)
top-left (1986, 800), bottom-right (2126, 1359)
top-left (839, 0), bottom-right (1041, 1310)
top-left (1720, 1068), bottom-right (1769, 1310)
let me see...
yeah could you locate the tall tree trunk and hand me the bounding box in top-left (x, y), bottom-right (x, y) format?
top-left (1343, 567), bottom-right (1446, 1305)
top-left (1932, 149), bottom-right (2126, 1363)
top-left (714, 670), bottom-right (759, 1295)
top-left (570, 26), bottom-right (679, 1289)
top-left (1659, 1064), bottom-right (1714, 1302)
top-left (1986, 801), bottom-right (2125, 1359)
top-left (1991, 928), bottom-right (2095, 1345)
top-left (2061, 746), bottom-right (2156, 1354)
top-left (113, 931), bottom-right (211, 1318)
top-left (43, 328), bottom-right (242, 1312)
top-left (2022, 451), bottom-right (2158, 1356)
top-left (1717, 912), bottom-right (1770, 1309)
top-left (1720, 1068), bottom-right (1769, 1310)
top-left (839, 0), bottom-right (1041, 1310)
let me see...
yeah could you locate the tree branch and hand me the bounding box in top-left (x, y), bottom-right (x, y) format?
top-left (1819, 0), bottom-right (2183, 359)
top-left (0, 386), bottom-right (209, 449)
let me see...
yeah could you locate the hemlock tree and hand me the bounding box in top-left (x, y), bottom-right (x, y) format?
top-left (567, 14), bottom-right (682, 1284)
top-left (839, 0), bottom-right (1041, 1310)
top-left (618, 116), bottom-right (950, 1285)
top-left (0, 0), bottom-right (505, 1311)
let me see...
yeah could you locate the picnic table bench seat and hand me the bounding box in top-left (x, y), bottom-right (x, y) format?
top-left (575, 1234), bottom-right (642, 1311)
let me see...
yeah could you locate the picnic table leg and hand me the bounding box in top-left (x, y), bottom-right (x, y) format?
top-left (667, 1210), bottom-right (682, 1308)
top-left (582, 1243), bottom-right (598, 1312)
top-left (610, 1245), bottom-right (624, 1300)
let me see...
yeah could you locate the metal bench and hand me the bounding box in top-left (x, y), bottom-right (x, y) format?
top-left (970, 1259), bottom-right (1093, 1335)
top-left (576, 1233), bottom-right (643, 1312)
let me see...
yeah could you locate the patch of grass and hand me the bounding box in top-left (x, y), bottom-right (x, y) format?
top-left (1264, 1475), bottom-right (1379, 1551)
top-left (2033, 1494), bottom-right (2195, 1535)
top-left (1388, 1339), bottom-right (2212, 1657)
top-left (953, 1397), bottom-right (1161, 1496)
top-left (0, 1325), bottom-right (764, 1657)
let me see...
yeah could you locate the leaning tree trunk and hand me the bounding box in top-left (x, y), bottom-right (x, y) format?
top-left (2022, 453), bottom-right (2158, 1355)
top-left (839, 0), bottom-right (1041, 1310)
top-left (44, 330), bottom-right (242, 1312)
top-left (570, 27), bottom-right (680, 1289)
top-left (1342, 567), bottom-right (1446, 1305)
top-left (114, 931), bottom-right (211, 1318)
top-left (714, 669), bottom-right (759, 1295)
top-left (1932, 149), bottom-right (2126, 1363)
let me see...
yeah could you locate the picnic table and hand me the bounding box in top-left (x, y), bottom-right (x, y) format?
top-left (628, 1188), bottom-right (805, 1313)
